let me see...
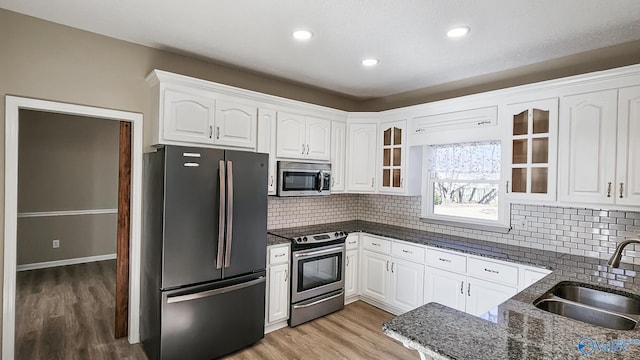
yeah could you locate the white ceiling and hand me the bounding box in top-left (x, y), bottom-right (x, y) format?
top-left (1, 0), bottom-right (639, 98)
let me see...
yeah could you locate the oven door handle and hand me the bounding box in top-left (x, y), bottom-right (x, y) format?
top-left (294, 246), bottom-right (344, 258)
top-left (292, 290), bottom-right (345, 309)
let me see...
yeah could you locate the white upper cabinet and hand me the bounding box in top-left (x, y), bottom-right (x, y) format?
top-left (378, 120), bottom-right (406, 193)
top-left (503, 98), bottom-right (558, 201)
top-left (276, 112), bottom-right (330, 161)
top-left (257, 108), bottom-right (277, 195)
top-left (616, 86), bottom-right (640, 206)
top-left (347, 122), bottom-right (378, 192)
top-left (559, 89), bottom-right (619, 205)
top-left (213, 99), bottom-right (257, 149)
top-left (163, 86), bottom-right (216, 144)
top-left (331, 121), bottom-right (347, 192)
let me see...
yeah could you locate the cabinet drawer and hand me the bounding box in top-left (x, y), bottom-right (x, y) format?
top-left (346, 234), bottom-right (359, 250)
top-left (467, 257), bottom-right (518, 287)
top-left (425, 248), bottom-right (466, 273)
top-left (391, 241), bottom-right (425, 264)
top-left (362, 235), bottom-right (391, 254)
top-left (268, 245), bottom-right (290, 265)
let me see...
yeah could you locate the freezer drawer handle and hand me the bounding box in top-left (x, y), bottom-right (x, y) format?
top-left (224, 161), bottom-right (234, 268)
top-left (217, 160), bottom-right (226, 269)
top-left (166, 277), bottom-right (266, 304)
top-left (292, 290), bottom-right (344, 309)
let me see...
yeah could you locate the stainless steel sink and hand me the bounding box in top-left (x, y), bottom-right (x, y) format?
top-left (534, 282), bottom-right (640, 330)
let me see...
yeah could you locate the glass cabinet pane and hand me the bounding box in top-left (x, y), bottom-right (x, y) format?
top-left (532, 138), bottom-right (549, 163)
top-left (512, 168), bottom-right (527, 193)
top-left (383, 169), bottom-right (390, 187)
top-left (532, 109), bottom-right (549, 134)
top-left (393, 127), bottom-right (402, 145)
top-left (384, 128), bottom-right (391, 146)
top-left (393, 148), bottom-right (401, 166)
top-left (531, 168), bottom-right (548, 193)
top-left (513, 110), bottom-right (528, 135)
top-left (512, 139), bottom-right (527, 164)
top-left (393, 169), bottom-right (401, 187)
top-left (383, 149), bottom-right (390, 166)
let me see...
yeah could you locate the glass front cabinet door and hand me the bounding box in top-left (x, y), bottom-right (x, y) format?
top-left (503, 98), bottom-right (558, 201)
top-left (379, 120), bottom-right (406, 193)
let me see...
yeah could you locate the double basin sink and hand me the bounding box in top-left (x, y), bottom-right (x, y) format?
top-left (534, 282), bottom-right (640, 330)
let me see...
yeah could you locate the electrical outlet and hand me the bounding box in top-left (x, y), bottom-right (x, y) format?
top-left (518, 219), bottom-right (528, 230)
top-left (52, 239), bottom-right (60, 249)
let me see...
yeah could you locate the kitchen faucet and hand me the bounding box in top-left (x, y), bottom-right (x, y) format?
top-left (608, 238), bottom-right (640, 268)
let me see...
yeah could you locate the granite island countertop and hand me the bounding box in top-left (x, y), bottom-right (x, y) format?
top-left (268, 220), bottom-right (640, 359)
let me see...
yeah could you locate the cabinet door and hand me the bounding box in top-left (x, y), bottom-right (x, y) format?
top-left (466, 277), bottom-right (517, 317)
top-left (347, 123), bottom-right (378, 192)
top-left (345, 250), bottom-right (359, 299)
top-left (267, 263), bottom-right (289, 324)
top-left (306, 117), bottom-right (331, 161)
top-left (163, 87), bottom-right (215, 144)
top-left (617, 86), bottom-right (640, 206)
top-left (213, 100), bottom-right (256, 149)
top-left (390, 258), bottom-right (424, 313)
top-left (276, 112), bottom-right (306, 159)
top-left (424, 267), bottom-right (466, 312)
top-left (258, 108), bottom-right (277, 195)
top-left (360, 250), bottom-right (389, 303)
top-left (504, 98), bottom-right (558, 201)
top-left (331, 122), bottom-right (347, 192)
top-left (379, 120), bottom-right (406, 193)
top-left (559, 90), bottom-right (618, 204)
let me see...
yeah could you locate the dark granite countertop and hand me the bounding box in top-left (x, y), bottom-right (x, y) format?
top-left (269, 220), bottom-right (640, 359)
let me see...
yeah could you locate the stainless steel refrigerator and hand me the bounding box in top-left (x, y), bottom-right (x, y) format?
top-left (141, 145), bottom-right (268, 360)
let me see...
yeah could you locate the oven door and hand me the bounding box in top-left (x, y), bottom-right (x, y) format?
top-left (291, 244), bottom-right (345, 303)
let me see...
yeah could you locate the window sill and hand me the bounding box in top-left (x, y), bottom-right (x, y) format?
top-left (419, 217), bottom-right (511, 234)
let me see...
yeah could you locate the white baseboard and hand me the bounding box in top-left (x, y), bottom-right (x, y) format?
top-left (17, 254), bottom-right (117, 271)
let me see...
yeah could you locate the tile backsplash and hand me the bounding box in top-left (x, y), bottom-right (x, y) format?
top-left (268, 194), bottom-right (640, 264)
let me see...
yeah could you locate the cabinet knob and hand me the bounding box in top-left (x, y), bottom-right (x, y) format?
top-left (607, 182), bottom-right (612, 197)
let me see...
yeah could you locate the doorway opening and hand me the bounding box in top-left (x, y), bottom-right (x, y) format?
top-left (3, 96), bottom-right (143, 360)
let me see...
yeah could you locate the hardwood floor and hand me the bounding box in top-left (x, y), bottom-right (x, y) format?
top-left (224, 301), bottom-right (418, 360)
top-left (17, 263), bottom-right (416, 359)
top-left (16, 260), bottom-right (146, 360)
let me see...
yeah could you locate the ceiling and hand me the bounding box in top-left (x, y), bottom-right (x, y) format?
top-left (1, 0), bottom-right (639, 99)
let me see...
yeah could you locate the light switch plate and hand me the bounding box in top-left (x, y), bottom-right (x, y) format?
top-left (518, 219), bottom-right (528, 230)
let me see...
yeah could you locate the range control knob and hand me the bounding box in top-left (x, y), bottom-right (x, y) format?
top-left (303, 236), bottom-right (308, 242)
top-left (339, 231), bottom-right (345, 236)
top-left (334, 232), bottom-right (339, 237)
top-left (296, 237), bottom-right (302, 243)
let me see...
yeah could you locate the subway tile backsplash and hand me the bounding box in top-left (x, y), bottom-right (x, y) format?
top-left (268, 194), bottom-right (640, 264)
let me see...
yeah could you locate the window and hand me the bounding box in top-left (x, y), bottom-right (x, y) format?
top-left (422, 141), bottom-right (509, 228)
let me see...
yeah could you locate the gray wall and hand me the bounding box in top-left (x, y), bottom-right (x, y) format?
top-left (17, 110), bottom-right (119, 265)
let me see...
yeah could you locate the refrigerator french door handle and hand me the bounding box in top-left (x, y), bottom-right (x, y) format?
top-left (216, 160), bottom-right (226, 269)
top-left (166, 276), bottom-right (266, 304)
top-left (224, 160), bottom-right (234, 268)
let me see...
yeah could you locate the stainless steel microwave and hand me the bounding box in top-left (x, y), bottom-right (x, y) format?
top-left (277, 161), bottom-right (331, 196)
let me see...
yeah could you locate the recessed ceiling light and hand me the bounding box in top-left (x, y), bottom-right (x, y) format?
top-left (292, 30), bottom-right (313, 40)
top-left (362, 58), bottom-right (379, 67)
top-left (447, 26), bottom-right (471, 38)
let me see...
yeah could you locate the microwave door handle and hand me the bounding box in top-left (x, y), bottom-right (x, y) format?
top-left (318, 171), bottom-right (324, 192)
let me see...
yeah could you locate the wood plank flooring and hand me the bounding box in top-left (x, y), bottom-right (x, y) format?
top-left (223, 301), bottom-right (418, 360)
top-left (17, 262), bottom-right (417, 360)
top-left (16, 260), bottom-right (146, 360)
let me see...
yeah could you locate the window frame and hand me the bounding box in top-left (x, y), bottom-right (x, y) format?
top-left (421, 142), bottom-right (511, 230)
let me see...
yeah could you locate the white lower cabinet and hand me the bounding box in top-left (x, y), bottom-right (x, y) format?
top-left (265, 245), bottom-right (290, 333)
top-left (465, 277), bottom-right (517, 317)
top-left (423, 266), bottom-right (466, 312)
top-left (360, 236), bottom-right (425, 314)
top-left (344, 249), bottom-right (359, 300)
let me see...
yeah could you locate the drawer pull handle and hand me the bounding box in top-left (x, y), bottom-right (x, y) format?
top-left (275, 253), bottom-right (285, 258)
top-left (284, 269), bottom-right (287, 282)
top-left (438, 258), bottom-right (452, 263)
top-left (460, 281), bottom-right (464, 295)
top-left (402, 249), bottom-right (413, 254)
top-left (372, 242), bottom-right (380, 246)
top-left (620, 182), bottom-right (624, 198)
top-left (477, 120), bottom-right (491, 126)
top-left (607, 182), bottom-right (612, 197)
top-left (484, 268), bottom-right (499, 274)
top-left (467, 283), bottom-right (471, 296)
